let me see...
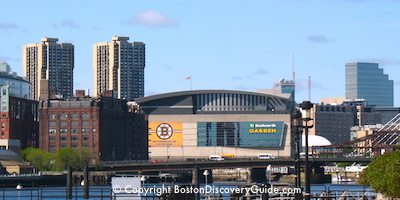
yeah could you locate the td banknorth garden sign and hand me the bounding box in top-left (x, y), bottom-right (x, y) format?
top-left (149, 122), bottom-right (183, 147)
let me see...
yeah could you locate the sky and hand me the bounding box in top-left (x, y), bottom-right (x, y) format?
top-left (1, 0), bottom-right (400, 105)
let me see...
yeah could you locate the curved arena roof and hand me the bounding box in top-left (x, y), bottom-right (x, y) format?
top-left (135, 90), bottom-right (293, 115)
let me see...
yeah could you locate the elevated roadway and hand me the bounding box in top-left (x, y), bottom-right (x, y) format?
top-left (97, 158), bottom-right (372, 172)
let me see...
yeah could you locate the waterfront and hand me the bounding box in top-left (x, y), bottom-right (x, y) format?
top-left (0, 183), bottom-right (376, 200)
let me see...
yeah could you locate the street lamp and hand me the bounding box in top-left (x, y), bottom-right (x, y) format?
top-left (141, 176), bottom-right (147, 186)
top-left (203, 170), bottom-right (210, 186)
top-left (292, 110), bottom-right (302, 200)
top-left (266, 165), bottom-right (272, 185)
top-left (299, 101), bottom-right (314, 200)
top-left (16, 183), bottom-right (22, 200)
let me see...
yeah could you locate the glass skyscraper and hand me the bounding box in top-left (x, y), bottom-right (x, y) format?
top-left (345, 62), bottom-right (393, 107)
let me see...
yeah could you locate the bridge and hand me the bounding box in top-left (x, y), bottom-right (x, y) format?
top-left (313, 113), bottom-right (400, 158)
top-left (98, 158), bottom-right (371, 172)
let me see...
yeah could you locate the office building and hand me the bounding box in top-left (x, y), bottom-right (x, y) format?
top-left (0, 62), bottom-right (30, 99)
top-left (136, 90), bottom-right (294, 160)
top-left (345, 62), bottom-right (393, 107)
top-left (309, 102), bottom-right (380, 144)
top-left (39, 90), bottom-right (148, 161)
top-left (93, 36), bottom-right (145, 101)
top-left (258, 78), bottom-right (295, 101)
top-left (23, 38), bottom-right (74, 101)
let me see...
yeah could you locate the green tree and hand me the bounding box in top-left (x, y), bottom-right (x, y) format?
top-left (21, 147), bottom-right (53, 171)
top-left (54, 147), bottom-right (81, 170)
top-left (77, 147), bottom-right (98, 167)
top-left (359, 150), bottom-right (400, 198)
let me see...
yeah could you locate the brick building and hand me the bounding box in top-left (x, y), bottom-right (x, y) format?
top-left (39, 91), bottom-right (148, 161)
top-left (0, 86), bottom-right (39, 149)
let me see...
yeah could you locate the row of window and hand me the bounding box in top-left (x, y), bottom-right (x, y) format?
top-left (49, 121), bottom-right (95, 127)
top-left (49, 136), bottom-right (93, 141)
top-left (49, 113), bottom-right (94, 119)
top-left (49, 128), bottom-right (96, 134)
top-left (49, 143), bottom-right (95, 149)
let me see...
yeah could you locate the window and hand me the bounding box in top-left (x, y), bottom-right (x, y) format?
top-left (83, 136), bottom-right (89, 141)
top-left (49, 129), bottom-right (57, 134)
top-left (72, 137), bottom-right (78, 141)
top-left (60, 129), bottom-right (67, 134)
top-left (49, 122), bottom-right (56, 127)
top-left (72, 128), bottom-right (78, 134)
top-left (1, 123), bottom-right (4, 128)
top-left (49, 136), bottom-right (56, 141)
top-left (61, 144), bottom-right (66, 148)
top-left (60, 122), bottom-right (67, 127)
top-left (61, 137), bottom-right (67, 141)
top-left (82, 128), bottom-right (89, 134)
top-left (82, 113), bottom-right (89, 119)
top-left (71, 113), bottom-right (78, 118)
top-left (60, 113), bottom-right (67, 119)
top-left (92, 128), bottom-right (96, 133)
top-left (82, 121), bottom-right (89, 126)
top-left (72, 144), bottom-right (78, 148)
top-left (71, 121), bottom-right (78, 127)
top-left (49, 114), bottom-right (56, 119)
top-left (50, 144), bottom-right (56, 149)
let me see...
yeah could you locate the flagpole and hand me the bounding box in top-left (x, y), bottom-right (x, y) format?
top-left (186, 76), bottom-right (192, 90)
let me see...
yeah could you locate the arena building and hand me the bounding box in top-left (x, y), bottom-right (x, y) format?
top-left (135, 90), bottom-right (294, 161)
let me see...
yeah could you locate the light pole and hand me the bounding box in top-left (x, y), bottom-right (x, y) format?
top-left (141, 176), bottom-right (147, 185)
top-left (16, 183), bottom-right (22, 200)
top-left (266, 165), bottom-right (272, 185)
top-left (203, 170), bottom-right (210, 186)
top-left (140, 176), bottom-right (147, 197)
top-left (300, 101), bottom-right (314, 200)
top-left (292, 110), bottom-right (303, 200)
top-left (203, 170), bottom-right (210, 199)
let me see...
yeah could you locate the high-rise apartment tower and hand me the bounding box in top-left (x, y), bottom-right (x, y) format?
top-left (345, 62), bottom-right (393, 107)
top-left (23, 38), bottom-right (74, 101)
top-left (93, 36), bottom-right (145, 101)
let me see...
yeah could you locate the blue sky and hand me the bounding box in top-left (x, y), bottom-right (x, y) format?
top-left (1, 0), bottom-right (400, 105)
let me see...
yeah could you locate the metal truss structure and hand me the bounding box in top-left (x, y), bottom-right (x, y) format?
top-left (312, 113), bottom-right (400, 158)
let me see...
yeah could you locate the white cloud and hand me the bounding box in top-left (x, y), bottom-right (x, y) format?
top-left (122, 11), bottom-right (178, 27)
top-left (232, 76), bottom-right (253, 81)
top-left (356, 57), bottom-right (400, 66)
top-left (254, 68), bottom-right (269, 75)
top-left (61, 19), bottom-right (80, 29)
top-left (296, 78), bottom-right (324, 93)
top-left (0, 55), bottom-right (14, 62)
top-left (0, 23), bottom-right (19, 29)
top-left (307, 35), bottom-right (332, 43)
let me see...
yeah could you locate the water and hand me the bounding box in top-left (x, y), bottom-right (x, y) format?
top-left (0, 183), bottom-right (376, 200)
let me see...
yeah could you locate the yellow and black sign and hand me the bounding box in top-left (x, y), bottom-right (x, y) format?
top-left (149, 122), bottom-right (183, 147)
top-left (249, 128), bottom-right (277, 133)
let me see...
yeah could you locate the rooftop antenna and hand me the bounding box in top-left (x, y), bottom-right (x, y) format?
top-left (292, 53), bottom-right (295, 82)
top-left (292, 53), bottom-right (296, 102)
top-left (308, 76), bottom-right (311, 101)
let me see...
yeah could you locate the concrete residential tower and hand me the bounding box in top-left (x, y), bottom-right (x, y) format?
top-left (345, 62), bottom-right (393, 107)
top-left (93, 36), bottom-right (145, 101)
top-left (22, 38), bottom-right (74, 101)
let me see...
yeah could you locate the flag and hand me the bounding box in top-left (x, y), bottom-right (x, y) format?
top-left (185, 76), bottom-right (191, 80)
